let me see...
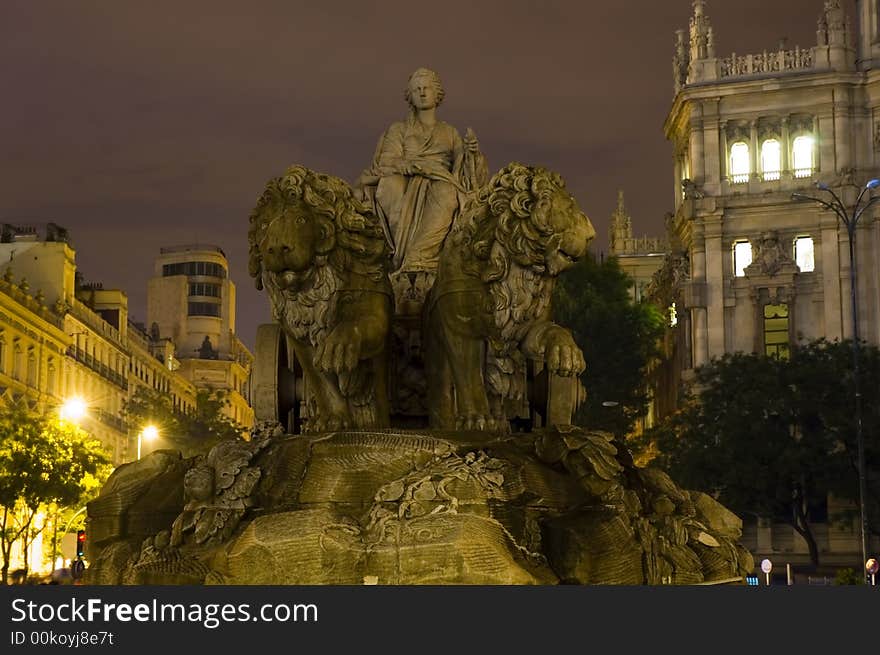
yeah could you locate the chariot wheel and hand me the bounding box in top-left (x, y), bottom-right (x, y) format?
top-left (253, 323), bottom-right (302, 433)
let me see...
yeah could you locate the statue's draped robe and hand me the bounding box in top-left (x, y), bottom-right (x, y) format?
top-left (367, 116), bottom-right (485, 273)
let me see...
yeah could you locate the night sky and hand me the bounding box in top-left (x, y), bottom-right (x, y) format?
top-left (0, 0), bottom-right (849, 350)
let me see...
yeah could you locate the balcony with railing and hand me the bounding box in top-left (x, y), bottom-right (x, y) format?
top-left (66, 345), bottom-right (128, 390)
top-left (94, 408), bottom-right (127, 433)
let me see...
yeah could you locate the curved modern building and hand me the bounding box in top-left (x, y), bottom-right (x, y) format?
top-left (147, 244), bottom-right (254, 428)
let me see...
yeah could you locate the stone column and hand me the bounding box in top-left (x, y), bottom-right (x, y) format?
top-left (719, 120), bottom-right (729, 184)
top-left (781, 116), bottom-right (791, 177)
top-left (704, 216), bottom-right (725, 358)
top-left (821, 218), bottom-right (843, 340)
top-left (690, 112), bottom-right (705, 185)
top-left (690, 243), bottom-right (709, 368)
top-left (702, 106), bottom-right (721, 195)
top-left (749, 120), bottom-right (759, 184)
top-left (833, 87), bottom-right (852, 173)
top-left (817, 112), bottom-right (834, 175)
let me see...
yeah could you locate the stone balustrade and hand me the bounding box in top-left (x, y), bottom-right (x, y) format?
top-left (720, 47), bottom-right (813, 78)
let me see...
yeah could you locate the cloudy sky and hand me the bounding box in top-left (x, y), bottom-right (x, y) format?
top-left (0, 0), bottom-right (848, 349)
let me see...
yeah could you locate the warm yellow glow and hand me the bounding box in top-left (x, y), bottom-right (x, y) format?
top-left (60, 397), bottom-right (87, 423)
top-left (668, 302), bottom-right (678, 327)
top-left (734, 241), bottom-right (752, 277)
top-left (792, 135), bottom-right (813, 178)
top-left (761, 139), bottom-right (781, 181)
top-left (729, 142), bottom-right (750, 183)
top-left (795, 236), bottom-right (815, 272)
top-left (137, 424), bottom-right (159, 461)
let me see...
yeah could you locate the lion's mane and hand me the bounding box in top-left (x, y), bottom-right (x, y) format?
top-left (247, 165), bottom-right (390, 345)
top-left (454, 163), bottom-right (571, 348)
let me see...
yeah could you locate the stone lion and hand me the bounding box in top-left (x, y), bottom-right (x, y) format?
top-left (248, 165), bottom-right (393, 431)
top-left (424, 163), bottom-right (596, 430)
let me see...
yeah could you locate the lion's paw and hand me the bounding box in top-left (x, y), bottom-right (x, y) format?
top-left (456, 413), bottom-right (492, 432)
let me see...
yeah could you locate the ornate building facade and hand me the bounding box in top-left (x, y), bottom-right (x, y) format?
top-left (652, 0), bottom-right (880, 564)
top-left (0, 227), bottom-right (253, 466)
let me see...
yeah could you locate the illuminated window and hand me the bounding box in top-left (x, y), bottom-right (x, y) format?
top-left (729, 142), bottom-right (750, 184)
top-left (794, 236), bottom-right (815, 272)
top-left (733, 241), bottom-right (752, 277)
top-left (764, 303), bottom-right (790, 359)
top-left (792, 135), bottom-right (814, 178)
top-left (761, 139), bottom-right (781, 181)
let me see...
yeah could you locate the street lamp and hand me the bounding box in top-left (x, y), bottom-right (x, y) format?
top-left (59, 397), bottom-right (87, 424)
top-left (792, 178), bottom-right (879, 582)
top-left (137, 424), bottom-right (158, 460)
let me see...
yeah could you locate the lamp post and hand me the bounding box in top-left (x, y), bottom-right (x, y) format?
top-left (792, 178), bottom-right (879, 582)
top-left (137, 424), bottom-right (158, 460)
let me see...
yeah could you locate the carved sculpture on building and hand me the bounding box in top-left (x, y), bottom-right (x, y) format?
top-left (424, 163), bottom-right (595, 431)
top-left (744, 230), bottom-right (797, 278)
top-left (248, 165), bottom-right (393, 432)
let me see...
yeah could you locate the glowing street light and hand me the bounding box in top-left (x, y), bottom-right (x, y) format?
top-left (59, 397), bottom-right (87, 424)
top-left (137, 424), bottom-right (159, 460)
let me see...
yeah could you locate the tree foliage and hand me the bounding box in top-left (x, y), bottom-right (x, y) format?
top-left (640, 339), bottom-right (880, 567)
top-left (0, 401), bottom-right (110, 583)
top-left (553, 252), bottom-right (665, 435)
top-left (123, 387), bottom-right (244, 458)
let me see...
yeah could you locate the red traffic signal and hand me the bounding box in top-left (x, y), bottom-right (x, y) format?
top-left (76, 529), bottom-right (86, 557)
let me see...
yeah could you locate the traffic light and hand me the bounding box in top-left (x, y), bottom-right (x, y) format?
top-left (76, 530), bottom-right (86, 558)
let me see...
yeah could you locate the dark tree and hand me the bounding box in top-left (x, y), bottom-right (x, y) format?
top-left (553, 252), bottom-right (665, 435)
top-left (641, 339), bottom-right (880, 568)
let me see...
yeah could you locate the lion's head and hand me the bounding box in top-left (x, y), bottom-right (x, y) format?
top-left (248, 165), bottom-right (389, 293)
top-left (461, 162), bottom-right (595, 282)
top-left (447, 163), bottom-right (595, 350)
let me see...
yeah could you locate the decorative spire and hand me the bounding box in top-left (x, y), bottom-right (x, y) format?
top-left (689, 0), bottom-right (713, 62)
top-left (609, 190), bottom-right (633, 254)
top-left (823, 0), bottom-right (847, 46)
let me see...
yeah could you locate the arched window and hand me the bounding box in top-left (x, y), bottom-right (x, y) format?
top-left (761, 138), bottom-right (781, 181)
top-left (792, 135), bottom-right (814, 178)
top-left (729, 142), bottom-right (750, 184)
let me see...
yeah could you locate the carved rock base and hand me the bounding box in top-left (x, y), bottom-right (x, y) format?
top-left (86, 428), bottom-right (753, 585)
